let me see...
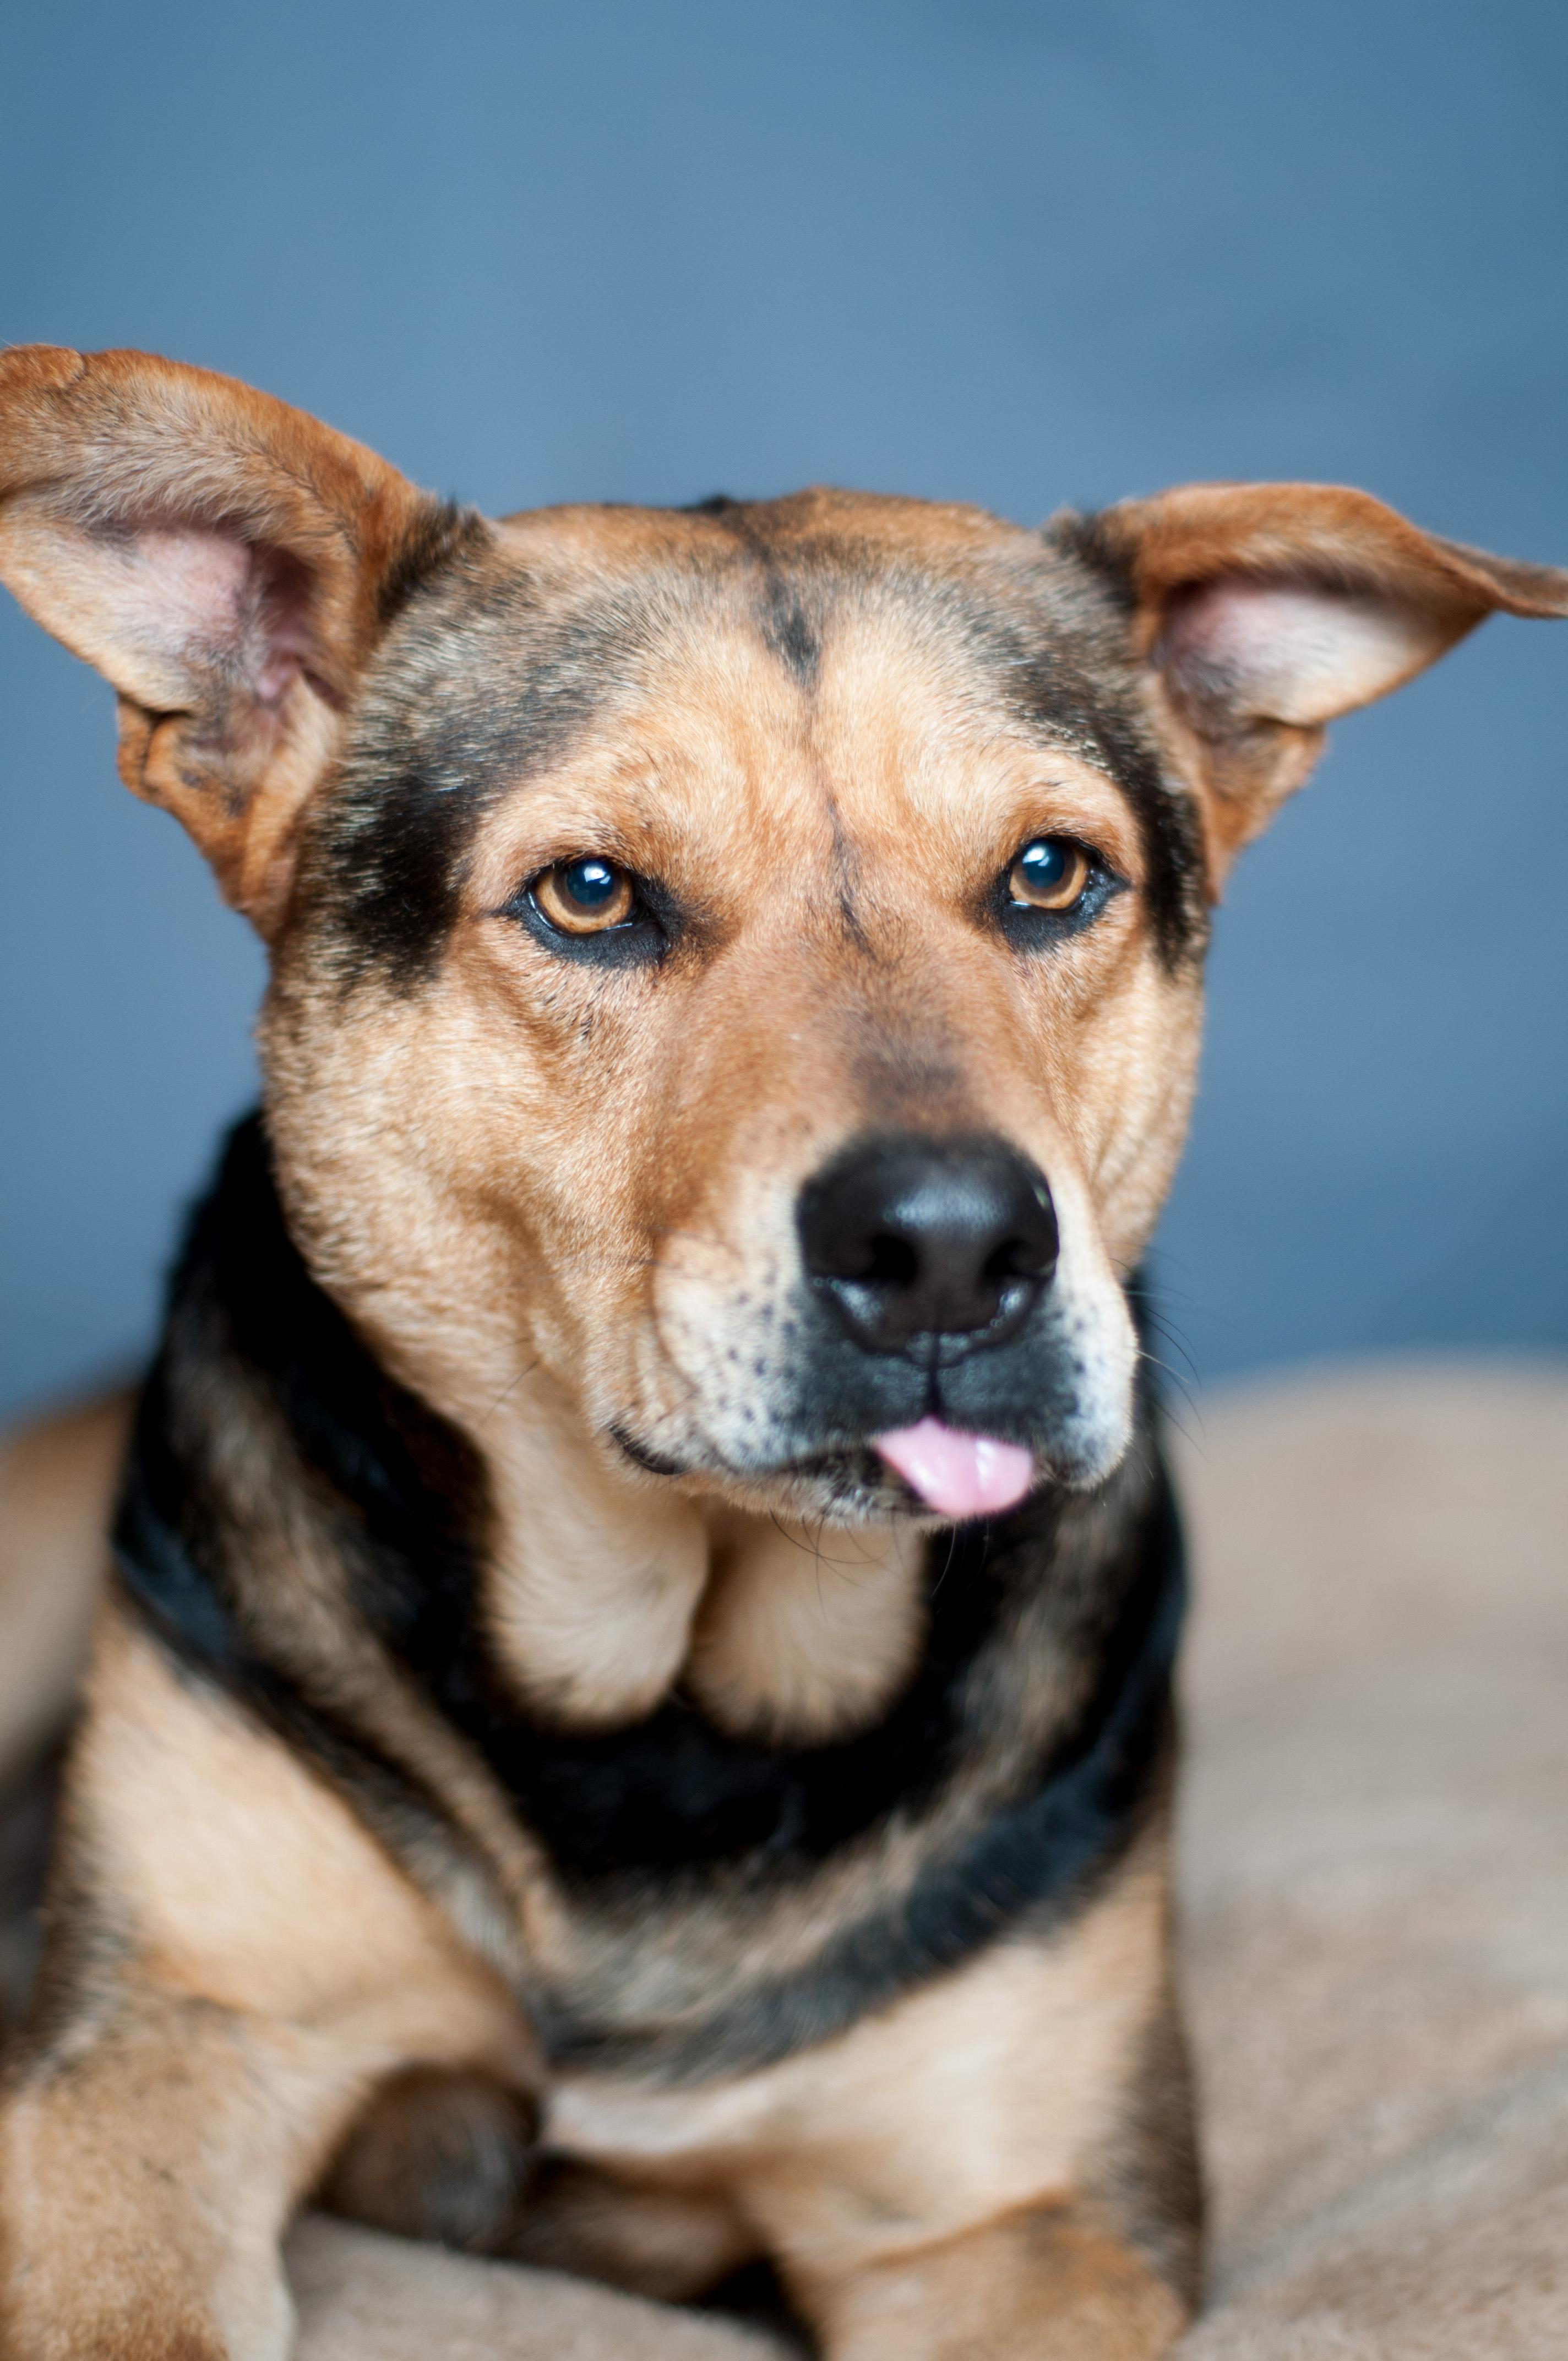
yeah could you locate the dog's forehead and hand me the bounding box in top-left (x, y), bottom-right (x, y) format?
top-left (494, 483), bottom-right (1054, 585)
top-left (485, 488), bottom-right (1125, 689)
top-left (309, 489), bottom-right (1204, 986)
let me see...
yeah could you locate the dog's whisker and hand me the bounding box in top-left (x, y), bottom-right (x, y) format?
top-left (473, 1354), bottom-right (543, 1429)
top-left (1137, 1344), bottom-right (1202, 1442)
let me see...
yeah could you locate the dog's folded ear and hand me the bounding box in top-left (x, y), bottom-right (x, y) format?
top-left (0, 345), bottom-right (483, 932)
top-left (1053, 483), bottom-right (1568, 879)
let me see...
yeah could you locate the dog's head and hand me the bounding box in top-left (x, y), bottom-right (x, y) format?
top-left (6, 347), bottom-right (1565, 1562)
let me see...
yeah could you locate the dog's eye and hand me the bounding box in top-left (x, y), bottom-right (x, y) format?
top-left (1008, 837), bottom-right (1091, 913)
top-left (531, 857), bottom-right (636, 935)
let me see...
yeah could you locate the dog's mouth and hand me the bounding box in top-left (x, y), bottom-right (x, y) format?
top-left (869, 1419), bottom-right (1034, 1517)
top-left (610, 1417), bottom-right (1041, 1521)
top-left (618, 1216), bottom-right (1136, 1520)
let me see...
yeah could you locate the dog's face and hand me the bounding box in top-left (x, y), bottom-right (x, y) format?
top-left (5, 347), bottom-right (1564, 1541)
top-left (265, 493), bottom-right (1207, 1524)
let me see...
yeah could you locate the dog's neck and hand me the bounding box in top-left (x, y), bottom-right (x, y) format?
top-left (391, 1365), bottom-right (927, 1739)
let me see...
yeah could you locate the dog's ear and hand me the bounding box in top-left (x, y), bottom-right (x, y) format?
top-left (0, 345), bottom-right (482, 933)
top-left (1054, 483), bottom-right (1568, 883)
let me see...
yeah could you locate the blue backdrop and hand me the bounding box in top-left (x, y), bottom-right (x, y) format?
top-left (4, 0), bottom-right (1566, 1418)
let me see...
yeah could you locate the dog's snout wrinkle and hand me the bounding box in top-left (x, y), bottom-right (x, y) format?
top-left (797, 1133), bottom-right (1059, 1356)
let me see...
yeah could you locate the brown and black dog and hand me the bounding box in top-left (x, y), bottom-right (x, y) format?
top-left (1, 344), bottom-right (1563, 2361)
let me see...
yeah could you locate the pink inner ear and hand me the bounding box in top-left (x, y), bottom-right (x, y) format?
top-left (1162, 574), bottom-right (1438, 727)
top-left (132, 525), bottom-right (313, 708)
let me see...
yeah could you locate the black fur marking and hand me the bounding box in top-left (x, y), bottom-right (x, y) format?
top-left (1047, 509), bottom-right (1146, 621)
top-left (1039, 511), bottom-right (1212, 961)
top-left (952, 589), bottom-right (1205, 969)
top-left (114, 1118), bottom-right (1184, 2075)
top-left (375, 499), bottom-right (492, 627)
top-left (0, 1739), bottom-right (65, 2033)
top-left (113, 1455), bottom-right (465, 1888)
top-left (760, 580), bottom-right (819, 685)
top-left (676, 495), bottom-right (821, 686)
top-left (112, 1144), bottom-right (482, 1880)
top-left (312, 586), bottom-right (651, 992)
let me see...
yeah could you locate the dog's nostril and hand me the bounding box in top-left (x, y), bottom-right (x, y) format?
top-left (864, 1233), bottom-right (919, 1286)
top-left (797, 1133), bottom-right (1059, 1351)
top-left (982, 1234), bottom-right (1046, 1286)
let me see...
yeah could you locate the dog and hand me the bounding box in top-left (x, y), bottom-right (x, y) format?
top-left (0, 344), bottom-right (1562, 2361)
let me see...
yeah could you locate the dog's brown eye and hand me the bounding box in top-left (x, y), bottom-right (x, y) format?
top-left (1008, 837), bottom-right (1090, 913)
top-left (532, 857), bottom-right (636, 935)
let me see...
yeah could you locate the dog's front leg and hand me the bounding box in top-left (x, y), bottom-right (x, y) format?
top-left (801, 2202), bottom-right (1190, 2361)
top-left (714, 1841), bottom-right (1200, 2361)
top-left (3, 1987), bottom-right (367, 2361)
top-left (0, 1605), bottom-right (529, 2360)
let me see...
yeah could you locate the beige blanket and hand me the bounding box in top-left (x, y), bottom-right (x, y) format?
top-left (34, 1365), bottom-right (1568, 2354)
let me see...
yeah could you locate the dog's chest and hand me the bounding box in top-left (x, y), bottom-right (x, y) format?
top-left (538, 1857), bottom-right (1164, 2276)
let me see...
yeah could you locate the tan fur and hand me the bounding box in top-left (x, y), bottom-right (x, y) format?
top-left (0, 1390), bottom-right (128, 1783)
top-left (3, 347), bottom-right (1565, 2358)
top-left (688, 1510), bottom-right (926, 1742)
top-left (471, 1374), bottom-right (714, 1727)
top-left (77, 1613), bottom-right (520, 2043)
top-left (809, 2205), bottom-right (1187, 2360)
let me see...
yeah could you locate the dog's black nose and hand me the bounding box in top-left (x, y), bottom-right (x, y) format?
top-left (798, 1134), bottom-right (1059, 1352)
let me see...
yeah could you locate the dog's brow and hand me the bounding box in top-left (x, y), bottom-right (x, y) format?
top-left (313, 584), bottom-right (655, 990)
top-left (307, 513), bottom-right (1208, 989)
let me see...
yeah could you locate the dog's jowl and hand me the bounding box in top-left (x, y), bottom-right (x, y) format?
top-left (1, 345), bottom-right (1564, 2360)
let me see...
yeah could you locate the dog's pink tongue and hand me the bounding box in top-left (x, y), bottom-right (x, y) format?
top-left (873, 1419), bottom-right (1033, 1519)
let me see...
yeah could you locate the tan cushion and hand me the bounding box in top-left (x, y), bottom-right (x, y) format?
top-left (286, 1363), bottom-right (1568, 2357)
top-left (1174, 1363), bottom-right (1568, 2357)
top-left (286, 2216), bottom-right (786, 2359)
